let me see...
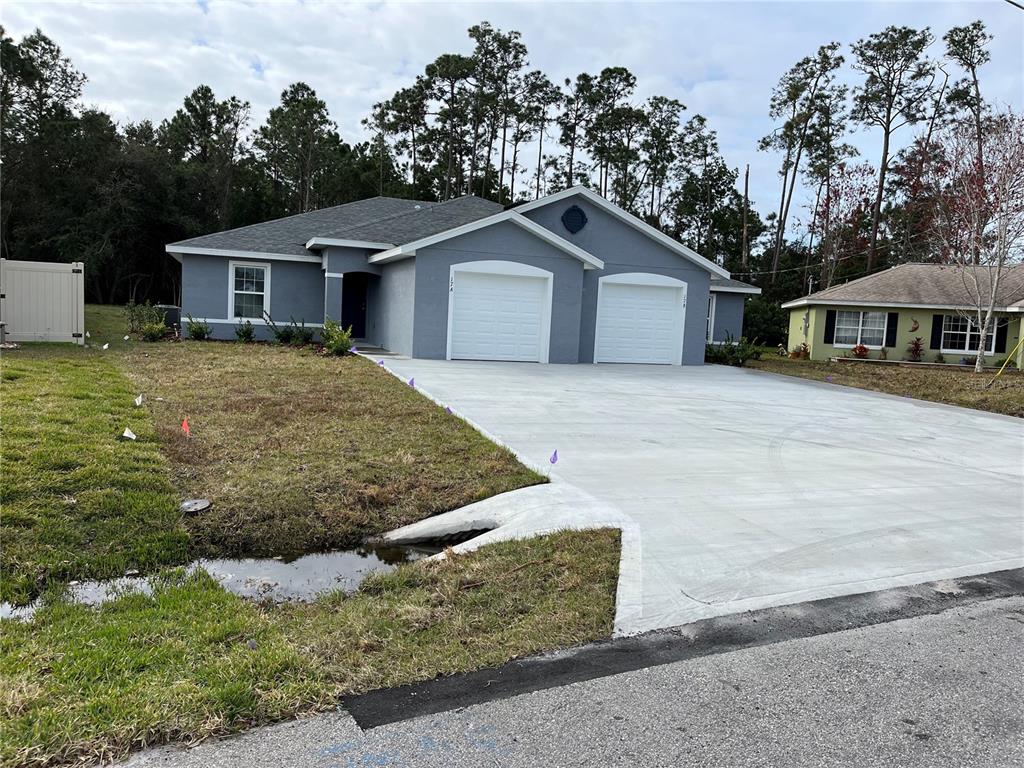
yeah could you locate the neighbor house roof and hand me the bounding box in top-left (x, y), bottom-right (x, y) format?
top-left (781, 263), bottom-right (1024, 311)
top-left (710, 276), bottom-right (761, 295)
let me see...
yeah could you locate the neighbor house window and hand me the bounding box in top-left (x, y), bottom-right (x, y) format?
top-left (941, 314), bottom-right (995, 354)
top-left (833, 310), bottom-right (886, 347)
top-left (706, 294), bottom-right (716, 344)
top-left (230, 262), bottom-right (270, 319)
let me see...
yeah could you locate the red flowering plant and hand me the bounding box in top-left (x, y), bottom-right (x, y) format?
top-left (850, 343), bottom-right (870, 359)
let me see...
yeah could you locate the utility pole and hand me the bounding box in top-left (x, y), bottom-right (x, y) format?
top-left (741, 164), bottom-right (750, 278)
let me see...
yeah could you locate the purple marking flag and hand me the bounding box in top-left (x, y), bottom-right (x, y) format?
top-left (351, 346), bottom-right (358, 354)
top-left (549, 449), bottom-right (558, 465)
top-left (825, 375), bottom-right (833, 383)
top-left (378, 359), bottom-right (385, 366)
top-left (445, 406), bottom-right (453, 414)
top-left (408, 377), bottom-right (415, 388)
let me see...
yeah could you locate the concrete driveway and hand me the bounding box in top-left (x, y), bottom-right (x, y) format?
top-left (380, 359), bottom-right (1024, 635)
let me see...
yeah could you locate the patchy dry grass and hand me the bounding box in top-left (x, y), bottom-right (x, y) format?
top-left (0, 346), bottom-right (188, 604)
top-left (1, 306), bottom-right (543, 600)
top-left (748, 356), bottom-right (1024, 417)
top-left (124, 340), bottom-right (543, 558)
top-left (0, 529), bottom-right (620, 768)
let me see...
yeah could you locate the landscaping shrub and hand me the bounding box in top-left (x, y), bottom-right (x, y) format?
top-left (263, 312), bottom-right (294, 345)
top-left (291, 320), bottom-right (314, 346)
top-left (705, 334), bottom-right (762, 367)
top-left (850, 343), bottom-right (869, 359)
top-left (123, 300), bottom-right (164, 333)
top-left (321, 318), bottom-right (354, 356)
top-left (934, 352), bottom-right (946, 364)
top-left (788, 342), bottom-right (810, 360)
top-left (235, 320), bottom-right (255, 343)
top-left (141, 321), bottom-right (167, 342)
top-left (186, 314), bottom-right (211, 340)
top-left (906, 337), bottom-right (925, 362)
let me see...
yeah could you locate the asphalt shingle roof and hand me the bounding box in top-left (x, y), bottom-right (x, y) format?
top-left (167, 195), bottom-right (504, 257)
top-left (710, 276), bottom-right (760, 291)
top-left (324, 196), bottom-right (504, 245)
top-left (786, 263), bottom-right (1024, 309)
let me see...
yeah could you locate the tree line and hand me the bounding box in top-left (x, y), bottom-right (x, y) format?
top-left (0, 20), bottom-right (1012, 345)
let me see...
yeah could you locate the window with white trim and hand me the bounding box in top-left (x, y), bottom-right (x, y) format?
top-left (706, 294), bottom-right (716, 343)
top-left (941, 314), bottom-right (995, 354)
top-left (231, 263), bottom-right (269, 319)
top-left (833, 310), bottom-right (886, 347)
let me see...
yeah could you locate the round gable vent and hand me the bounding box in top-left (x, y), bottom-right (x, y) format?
top-left (561, 205), bottom-right (588, 234)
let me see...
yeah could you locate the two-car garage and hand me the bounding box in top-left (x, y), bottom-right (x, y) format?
top-left (446, 261), bottom-right (687, 365)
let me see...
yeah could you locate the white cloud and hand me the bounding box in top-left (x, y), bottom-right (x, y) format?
top-left (3, 0), bottom-right (1022, 221)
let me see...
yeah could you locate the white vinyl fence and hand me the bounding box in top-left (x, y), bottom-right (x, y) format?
top-left (0, 259), bottom-right (85, 345)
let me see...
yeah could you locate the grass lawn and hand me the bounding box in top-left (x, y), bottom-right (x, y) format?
top-left (0, 305), bottom-right (620, 766)
top-left (748, 356), bottom-right (1024, 418)
top-left (1, 306), bottom-right (543, 600)
top-left (1, 529), bottom-right (620, 767)
top-left (124, 340), bottom-right (542, 559)
top-left (0, 347), bottom-right (188, 604)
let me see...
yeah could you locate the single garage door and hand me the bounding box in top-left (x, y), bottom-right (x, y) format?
top-left (449, 270), bottom-right (549, 362)
top-left (595, 276), bottom-right (686, 364)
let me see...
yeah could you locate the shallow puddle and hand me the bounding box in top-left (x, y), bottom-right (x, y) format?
top-left (1, 543), bottom-right (435, 621)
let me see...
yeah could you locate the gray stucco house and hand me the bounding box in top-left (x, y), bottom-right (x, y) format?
top-left (166, 187), bottom-right (759, 365)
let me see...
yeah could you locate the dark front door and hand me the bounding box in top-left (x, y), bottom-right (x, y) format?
top-left (341, 273), bottom-right (368, 338)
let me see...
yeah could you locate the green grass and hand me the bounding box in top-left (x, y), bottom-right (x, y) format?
top-left (1, 306), bottom-right (618, 766)
top-left (1, 529), bottom-right (620, 768)
top-left (0, 348), bottom-right (188, 604)
top-left (748, 355), bottom-right (1024, 417)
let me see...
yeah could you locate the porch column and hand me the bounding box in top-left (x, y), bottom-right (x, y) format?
top-left (324, 272), bottom-right (343, 324)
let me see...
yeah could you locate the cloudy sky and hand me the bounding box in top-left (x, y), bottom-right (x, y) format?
top-left (4, 1), bottom-right (1022, 221)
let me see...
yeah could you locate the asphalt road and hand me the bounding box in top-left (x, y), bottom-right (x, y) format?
top-left (125, 595), bottom-right (1024, 768)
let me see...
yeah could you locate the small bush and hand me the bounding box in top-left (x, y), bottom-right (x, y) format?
top-left (934, 352), bottom-right (946, 364)
top-left (906, 337), bottom-right (925, 362)
top-left (263, 312), bottom-right (293, 345)
top-left (291, 319), bottom-right (314, 346)
top-left (321, 318), bottom-right (353, 356)
top-left (186, 315), bottom-right (211, 340)
top-left (705, 334), bottom-right (762, 367)
top-left (235, 321), bottom-right (255, 343)
top-left (141, 322), bottom-right (166, 342)
top-left (850, 344), bottom-right (869, 359)
top-left (124, 301), bottom-right (164, 333)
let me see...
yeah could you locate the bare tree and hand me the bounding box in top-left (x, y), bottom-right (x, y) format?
top-left (925, 111), bottom-right (1024, 372)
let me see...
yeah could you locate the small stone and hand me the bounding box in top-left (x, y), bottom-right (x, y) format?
top-left (180, 499), bottom-right (212, 515)
top-left (246, 638), bottom-right (258, 651)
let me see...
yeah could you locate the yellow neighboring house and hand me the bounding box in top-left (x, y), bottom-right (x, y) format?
top-left (782, 263), bottom-right (1024, 368)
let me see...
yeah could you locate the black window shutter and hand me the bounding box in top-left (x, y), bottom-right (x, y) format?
top-left (995, 319), bottom-right (1008, 354)
top-left (823, 309), bottom-right (837, 344)
top-left (885, 312), bottom-right (898, 347)
top-left (929, 314), bottom-right (945, 349)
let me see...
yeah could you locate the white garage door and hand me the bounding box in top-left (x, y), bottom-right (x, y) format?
top-left (595, 278), bottom-right (686, 364)
top-left (449, 270), bottom-right (549, 362)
